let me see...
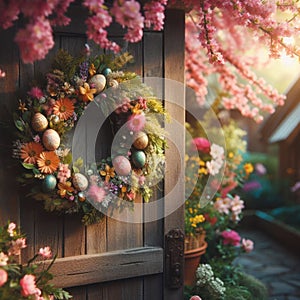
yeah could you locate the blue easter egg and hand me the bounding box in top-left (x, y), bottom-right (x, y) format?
top-left (103, 68), bottom-right (112, 76)
top-left (42, 175), bottom-right (57, 192)
top-left (132, 151), bottom-right (146, 168)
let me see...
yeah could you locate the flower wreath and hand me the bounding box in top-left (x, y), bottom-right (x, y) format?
top-left (13, 49), bottom-right (167, 225)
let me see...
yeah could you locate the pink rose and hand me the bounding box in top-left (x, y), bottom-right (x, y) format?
top-left (242, 238), bottom-right (254, 253)
top-left (191, 137), bottom-right (210, 153)
top-left (220, 230), bottom-right (241, 246)
top-left (39, 246), bottom-right (52, 259)
top-left (20, 274), bottom-right (37, 296)
top-left (190, 296), bottom-right (202, 300)
top-left (0, 269), bottom-right (8, 287)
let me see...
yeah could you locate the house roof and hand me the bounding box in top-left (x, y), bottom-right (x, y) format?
top-left (260, 75), bottom-right (300, 144)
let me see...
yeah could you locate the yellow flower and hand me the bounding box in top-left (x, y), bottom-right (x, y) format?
top-left (189, 208), bottom-right (193, 214)
top-left (244, 163), bottom-right (254, 175)
top-left (228, 152), bottom-right (234, 158)
top-left (79, 83), bottom-right (97, 102)
top-left (58, 181), bottom-right (74, 198)
top-left (131, 103), bottom-right (142, 115)
top-left (89, 63), bottom-right (96, 76)
top-left (100, 164), bottom-right (115, 183)
top-left (191, 224), bottom-right (197, 228)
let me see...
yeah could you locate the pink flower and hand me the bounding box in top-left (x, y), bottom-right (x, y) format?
top-left (57, 163), bottom-right (71, 183)
top-left (138, 175), bottom-right (146, 186)
top-left (191, 137), bottom-right (210, 153)
top-left (9, 238), bottom-right (27, 255)
top-left (7, 222), bottom-right (16, 236)
top-left (87, 185), bottom-right (106, 203)
top-left (220, 230), bottom-right (241, 246)
top-left (255, 163), bottom-right (267, 176)
top-left (291, 181), bottom-right (300, 193)
top-left (242, 238), bottom-right (254, 253)
top-left (15, 17), bottom-right (54, 64)
top-left (20, 274), bottom-right (37, 297)
top-left (127, 190), bottom-right (135, 201)
top-left (39, 246), bottom-right (52, 259)
top-left (127, 114), bottom-right (146, 132)
top-left (190, 296), bottom-right (202, 300)
top-left (0, 269), bottom-right (8, 287)
top-left (28, 87), bottom-right (44, 99)
top-left (0, 69), bottom-right (6, 78)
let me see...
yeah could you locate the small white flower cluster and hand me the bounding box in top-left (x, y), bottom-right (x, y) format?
top-left (196, 264), bottom-right (226, 299)
top-left (206, 144), bottom-right (224, 176)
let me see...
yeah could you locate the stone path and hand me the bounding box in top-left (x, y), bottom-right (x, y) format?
top-left (235, 228), bottom-right (300, 300)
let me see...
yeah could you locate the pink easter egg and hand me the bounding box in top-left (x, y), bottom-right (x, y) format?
top-left (113, 156), bottom-right (131, 176)
top-left (42, 129), bottom-right (60, 151)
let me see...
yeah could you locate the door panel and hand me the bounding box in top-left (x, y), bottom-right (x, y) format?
top-left (0, 5), bottom-right (185, 300)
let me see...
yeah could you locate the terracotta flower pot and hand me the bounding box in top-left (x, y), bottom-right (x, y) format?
top-left (184, 240), bottom-right (207, 286)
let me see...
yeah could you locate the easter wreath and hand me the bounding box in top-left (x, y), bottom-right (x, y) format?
top-left (13, 49), bottom-right (167, 225)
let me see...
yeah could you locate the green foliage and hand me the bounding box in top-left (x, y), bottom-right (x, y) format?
top-left (52, 49), bottom-right (82, 81)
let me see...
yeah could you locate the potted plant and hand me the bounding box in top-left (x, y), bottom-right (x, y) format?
top-left (184, 127), bottom-right (225, 286)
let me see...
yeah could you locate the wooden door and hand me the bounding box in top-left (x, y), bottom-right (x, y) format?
top-left (0, 5), bottom-right (185, 300)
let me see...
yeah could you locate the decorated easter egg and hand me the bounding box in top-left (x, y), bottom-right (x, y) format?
top-left (102, 67), bottom-right (112, 76)
top-left (42, 174), bottom-right (57, 192)
top-left (131, 151), bottom-right (146, 168)
top-left (133, 131), bottom-right (149, 150)
top-left (113, 156), bottom-right (131, 176)
top-left (31, 112), bottom-right (48, 132)
top-left (42, 129), bottom-right (60, 151)
top-left (72, 173), bottom-right (89, 191)
top-left (88, 74), bottom-right (106, 94)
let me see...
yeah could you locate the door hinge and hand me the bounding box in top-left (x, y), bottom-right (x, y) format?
top-left (165, 228), bottom-right (184, 289)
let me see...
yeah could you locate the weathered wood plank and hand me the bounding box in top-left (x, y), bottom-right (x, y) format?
top-left (0, 26), bottom-right (20, 225)
top-left (163, 9), bottom-right (185, 300)
top-left (144, 274), bottom-right (163, 300)
top-left (49, 246), bottom-right (163, 288)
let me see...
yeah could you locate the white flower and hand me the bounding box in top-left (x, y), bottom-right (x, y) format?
top-left (206, 159), bottom-right (223, 176)
top-left (210, 144), bottom-right (224, 160)
top-left (0, 252), bottom-right (9, 266)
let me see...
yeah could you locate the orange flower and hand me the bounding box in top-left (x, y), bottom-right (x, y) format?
top-left (57, 181), bottom-right (74, 198)
top-left (79, 83), bottom-right (97, 102)
top-left (89, 63), bottom-right (96, 76)
top-left (53, 98), bottom-right (74, 120)
top-left (37, 151), bottom-right (60, 174)
top-left (99, 164), bottom-right (115, 183)
top-left (20, 142), bottom-right (43, 164)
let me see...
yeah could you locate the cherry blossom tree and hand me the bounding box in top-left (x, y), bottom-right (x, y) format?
top-left (0, 0), bottom-right (299, 121)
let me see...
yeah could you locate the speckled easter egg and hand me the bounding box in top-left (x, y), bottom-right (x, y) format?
top-left (113, 156), bottom-right (131, 176)
top-left (31, 112), bottom-right (48, 132)
top-left (131, 151), bottom-right (146, 168)
top-left (72, 173), bottom-right (89, 191)
top-left (42, 174), bottom-right (57, 192)
top-left (88, 74), bottom-right (106, 94)
top-left (102, 68), bottom-right (112, 76)
top-left (133, 132), bottom-right (149, 150)
top-left (42, 129), bottom-right (60, 151)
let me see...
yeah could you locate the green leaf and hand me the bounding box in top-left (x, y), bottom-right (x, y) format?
top-left (22, 163), bottom-right (35, 169)
top-left (14, 119), bottom-right (24, 131)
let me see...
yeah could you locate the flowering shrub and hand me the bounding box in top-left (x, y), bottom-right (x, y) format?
top-left (0, 221), bottom-right (71, 300)
top-left (1, 1), bottom-right (299, 123)
top-left (185, 130), bottom-right (225, 243)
